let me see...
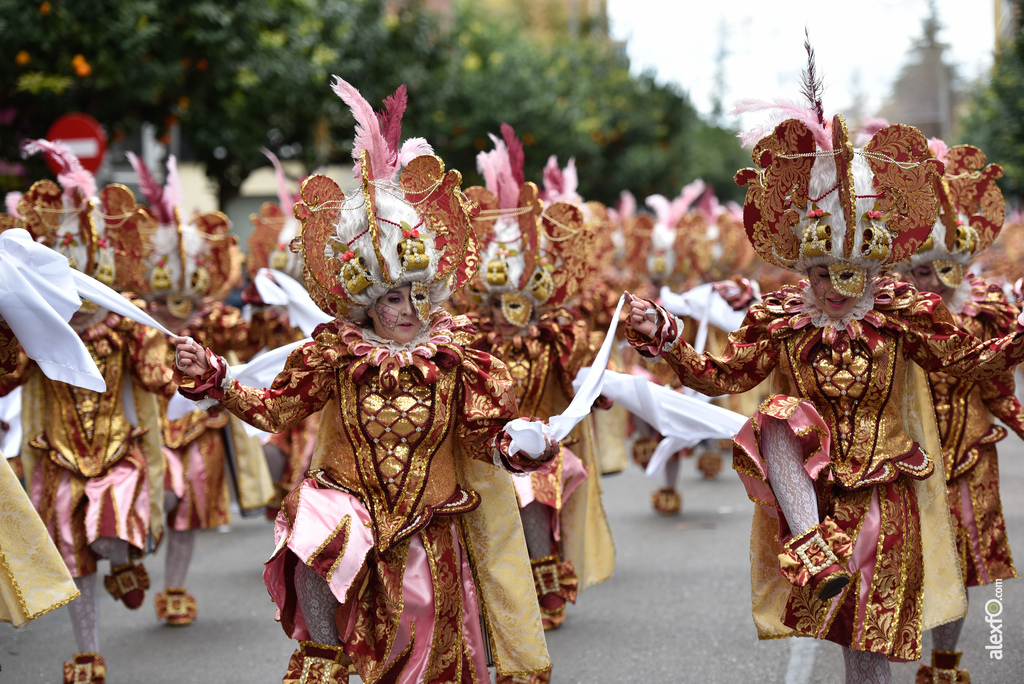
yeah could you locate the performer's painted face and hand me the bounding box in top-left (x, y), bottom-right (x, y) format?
top-left (905, 263), bottom-right (951, 301)
top-left (490, 294), bottom-right (528, 338)
top-left (369, 285), bottom-right (421, 344)
top-left (808, 266), bottom-right (859, 319)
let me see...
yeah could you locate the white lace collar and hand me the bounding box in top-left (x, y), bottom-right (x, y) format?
top-left (799, 280), bottom-right (878, 330)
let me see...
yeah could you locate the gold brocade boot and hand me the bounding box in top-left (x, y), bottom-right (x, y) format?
top-left (495, 665), bottom-right (552, 684)
top-left (631, 435), bottom-right (657, 468)
top-left (103, 561), bottom-right (149, 609)
top-left (532, 554), bottom-right (578, 630)
top-left (915, 650), bottom-right (970, 684)
top-left (697, 450), bottom-right (723, 479)
top-left (63, 653), bottom-right (106, 684)
top-left (651, 487), bottom-right (681, 515)
top-left (155, 587), bottom-right (198, 626)
top-left (777, 520), bottom-right (853, 601)
top-left (282, 641), bottom-right (351, 684)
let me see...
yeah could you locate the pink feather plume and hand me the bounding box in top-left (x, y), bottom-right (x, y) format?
top-left (331, 76), bottom-right (393, 180)
top-left (376, 85), bottom-right (408, 169)
top-left (731, 98), bottom-right (833, 151)
top-left (927, 137), bottom-right (949, 164)
top-left (696, 186), bottom-right (723, 224)
top-left (645, 195), bottom-right (673, 226)
top-left (261, 147), bottom-right (295, 211)
top-left (397, 138), bottom-right (433, 169)
top-left (501, 124), bottom-right (525, 187)
top-left (126, 151), bottom-right (170, 224)
top-left (617, 191), bottom-right (636, 219)
top-left (541, 156), bottom-right (563, 199)
top-left (5, 191), bottom-right (22, 218)
top-left (22, 139), bottom-right (97, 199)
top-left (477, 133), bottom-right (521, 210)
top-left (677, 179), bottom-right (706, 215)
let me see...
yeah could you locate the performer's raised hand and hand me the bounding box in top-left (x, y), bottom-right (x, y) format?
top-left (172, 336), bottom-right (210, 378)
top-left (625, 293), bottom-right (658, 337)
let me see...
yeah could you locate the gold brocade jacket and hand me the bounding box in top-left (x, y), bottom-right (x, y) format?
top-left (0, 322), bottom-right (18, 375)
top-left (627, 278), bottom-right (1024, 491)
top-left (0, 313), bottom-right (175, 478)
top-left (928, 276), bottom-right (1024, 482)
top-left (155, 300), bottom-right (266, 449)
top-left (470, 310), bottom-right (593, 422)
top-left (179, 310), bottom-right (534, 553)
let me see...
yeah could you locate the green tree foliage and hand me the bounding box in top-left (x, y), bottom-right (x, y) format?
top-left (961, 0), bottom-right (1024, 204)
top-left (1, 0), bottom-right (748, 207)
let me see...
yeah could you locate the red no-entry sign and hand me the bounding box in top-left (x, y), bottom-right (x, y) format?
top-left (45, 113), bottom-right (108, 174)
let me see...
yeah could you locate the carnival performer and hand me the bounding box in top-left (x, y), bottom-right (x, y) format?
top-left (172, 79), bottom-right (557, 684)
top-left (0, 225), bottom-right (113, 633)
top-left (464, 126), bottom-right (614, 649)
top-left (623, 181), bottom-right (712, 514)
top-left (126, 151), bottom-right (274, 628)
top-left (244, 148), bottom-right (321, 519)
top-left (552, 181), bottom-right (629, 476)
top-left (625, 79), bottom-right (1024, 681)
top-left (893, 140), bottom-right (1019, 683)
top-left (2, 141), bottom-right (175, 683)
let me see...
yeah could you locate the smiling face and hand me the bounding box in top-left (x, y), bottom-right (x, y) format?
top-left (808, 266), bottom-right (861, 319)
top-left (368, 285), bottom-right (422, 344)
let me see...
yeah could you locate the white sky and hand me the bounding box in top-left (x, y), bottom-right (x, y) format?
top-left (606, 0), bottom-right (995, 128)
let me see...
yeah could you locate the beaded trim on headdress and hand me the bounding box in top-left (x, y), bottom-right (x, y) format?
top-left (127, 152), bottom-right (237, 318)
top-left (466, 125), bottom-right (588, 326)
top-left (905, 141), bottom-right (1005, 288)
top-left (14, 140), bottom-right (149, 301)
top-left (292, 78), bottom-right (480, 322)
top-left (733, 40), bottom-right (943, 298)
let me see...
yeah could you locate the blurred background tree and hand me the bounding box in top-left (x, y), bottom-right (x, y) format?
top-left (1, 0), bottom-right (748, 208)
top-left (961, 0), bottom-right (1024, 205)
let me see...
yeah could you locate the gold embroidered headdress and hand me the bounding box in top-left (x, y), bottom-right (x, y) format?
top-left (291, 78), bottom-right (479, 323)
top-left (247, 147), bottom-right (306, 283)
top-left (127, 152), bottom-right (237, 319)
top-left (466, 125), bottom-right (587, 327)
top-left (14, 140), bottom-right (149, 304)
top-left (733, 42), bottom-right (943, 298)
top-left (901, 140), bottom-right (1005, 288)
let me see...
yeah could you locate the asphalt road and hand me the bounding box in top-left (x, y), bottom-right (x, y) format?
top-left (4, 435), bottom-right (1023, 683)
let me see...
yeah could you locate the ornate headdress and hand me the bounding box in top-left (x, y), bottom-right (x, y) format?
top-left (127, 152), bottom-right (237, 319)
top-left (899, 140), bottom-right (1005, 289)
top-left (466, 125), bottom-right (587, 327)
top-left (13, 140), bottom-right (149, 304)
top-left (248, 148), bottom-right (307, 283)
top-left (292, 78), bottom-right (479, 323)
top-left (621, 180), bottom-right (709, 287)
top-left (698, 190), bottom-right (755, 282)
top-left (733, 41), bottom-right (943, 298)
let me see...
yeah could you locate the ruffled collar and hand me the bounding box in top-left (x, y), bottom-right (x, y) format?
top-left (768, 277), bottom-right (913, 345)
top-left (944, 272), bottom-right (978, 317)
top-left (327, 310), bottom-right (464, 393)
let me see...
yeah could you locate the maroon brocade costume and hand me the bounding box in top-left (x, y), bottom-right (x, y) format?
top-left (1, 313), bottom-right (175, 575)
top-left (925, 275), bottom-right (1021, 586)
top-left (180, 310), bottom-right (553, 681)
top-left (155, 300), bottom-right (268, 530)
top-left (628, 277), bottom-right (1024, 661)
